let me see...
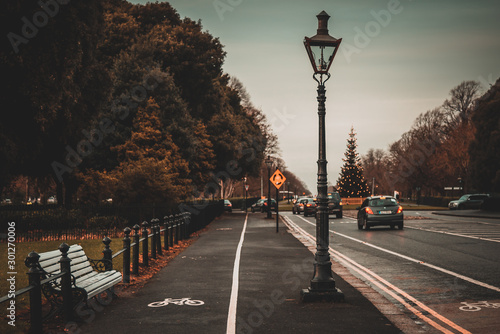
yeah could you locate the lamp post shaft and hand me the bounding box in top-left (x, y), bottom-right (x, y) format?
top-left (267, 166), bottom-right (272, 219)
top-left (313, 83), bottom-right (334, 289)
top-left (301, 82), bottom-right (344, 301)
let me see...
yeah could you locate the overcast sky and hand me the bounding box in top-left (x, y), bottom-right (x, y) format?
top-left (132, 0), bottom-right (500, 193)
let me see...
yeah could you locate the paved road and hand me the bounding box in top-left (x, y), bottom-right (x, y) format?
top-left (284, 210), bottom-right (500, 334)
top-left (79, 212), bottom-right (405, 334)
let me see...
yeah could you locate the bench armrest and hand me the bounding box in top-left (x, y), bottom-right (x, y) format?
top-left (87, 257), bottom-right (113, 272)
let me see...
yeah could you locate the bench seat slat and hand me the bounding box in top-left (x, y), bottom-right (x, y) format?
top-left (77, 272), bottom-right (122, 298)
top-left (37, 244), bottom-right (122, 301)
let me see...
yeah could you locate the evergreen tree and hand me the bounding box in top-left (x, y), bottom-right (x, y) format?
top-left (337, 127), bottom-right (370, 198)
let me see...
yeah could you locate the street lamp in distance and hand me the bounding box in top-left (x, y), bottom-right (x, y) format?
top-left (301, 10), bottom-right (344, 302)
top-left (265, 155), bottom-right (273, 219)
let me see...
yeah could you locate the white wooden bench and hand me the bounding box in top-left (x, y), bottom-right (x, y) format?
top-left (37, 244), bottom-right (122, 315)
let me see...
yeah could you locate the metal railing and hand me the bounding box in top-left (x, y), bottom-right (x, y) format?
top-left (0, 201), bottom-right (224, 333)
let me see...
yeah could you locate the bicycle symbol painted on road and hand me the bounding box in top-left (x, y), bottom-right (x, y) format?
top-left (148, 297), bottom-right (204, 307)
top-left (459, 301), bottom-right (500, 312)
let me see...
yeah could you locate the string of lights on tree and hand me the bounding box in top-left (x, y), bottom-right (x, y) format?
top-left (336, 127), bottom-right (370, 198)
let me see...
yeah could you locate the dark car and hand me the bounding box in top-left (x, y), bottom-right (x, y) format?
top-left (357, 196), bottom-right (403, 230)
top-left (448, 194), bottom-right (489, 210)
top-left (327, 192), bottom-right (343, 218)
top-left (292, 197), bottom-right (308, 214)
top-left (251, 198), bottom-right (276, 213)
top-left (303, 198), bottom-right (317, 217)
top-left (224, 199), bottom-right (232, 212)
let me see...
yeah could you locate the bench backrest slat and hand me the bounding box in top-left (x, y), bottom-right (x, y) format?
top-left (38, 245), bottom-right (93, 280)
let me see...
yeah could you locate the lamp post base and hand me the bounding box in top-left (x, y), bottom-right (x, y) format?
top-left (300, 287), bottom-right (344, 302)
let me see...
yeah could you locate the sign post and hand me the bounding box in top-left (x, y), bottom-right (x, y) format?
top-left (270, 169), bottom-right (286, 233)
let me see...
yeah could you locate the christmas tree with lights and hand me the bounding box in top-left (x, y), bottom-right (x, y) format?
top-left (337, 127), bottom-right (370, 198)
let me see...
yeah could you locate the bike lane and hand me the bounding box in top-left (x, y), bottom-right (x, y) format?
top-left (80, 212), bottom-right (247, 334)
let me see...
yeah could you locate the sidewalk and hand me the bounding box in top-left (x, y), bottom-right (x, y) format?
top-left (78, 212), bottom-right (407, 334)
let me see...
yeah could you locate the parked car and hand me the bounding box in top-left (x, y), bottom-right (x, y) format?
top-left (251, 198), bottom-right (276, 213)
top-left (292, 197), bottom-right (308, 214)
top-left (448, 194), bottom-right (489, 210)
top-left (224, 199), bottom-right (232, 212)
top-left (357, 196), bottom-right (403, 230)
top-left (303, 198), bottom-right (317, 217)
top-left (327, 192), bottom-right (343, 218)
top-left (1, 198), bottom-right (12, 205)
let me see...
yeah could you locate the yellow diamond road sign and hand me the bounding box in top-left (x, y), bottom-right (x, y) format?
top-left (270, 169), bottom-right (286, 189)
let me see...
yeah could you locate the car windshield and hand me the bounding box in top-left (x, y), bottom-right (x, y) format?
top-left (369, 198), bottom-right (397, 207)
top-left (328, 193), bottom-right (340, 200)
top-left (458, 195), bottom-right (469, 201)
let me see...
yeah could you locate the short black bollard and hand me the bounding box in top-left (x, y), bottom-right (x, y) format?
top-left (175, 215), bottom-right (181, 245)
top-left (179, 214), bottom-right (185, 241)
top-left (169, 215), bottom-right (174, 248)
top-left (59, 243), bottom-right (73, 323)
top-left (151, 221), bottom-right (157, 260)
top-left (26, 251), bottom-right (43, 334)
top-left (123, 227), bottom-right (131, 283)
top-left (163, 216), bottom-right (169, 252)
top-left (142, 221), bottom-right (149, 267)
top-left (132, 224), bottom-right (140, 275)
top-left (156, 220), bottom-right (163, 256)
top-left (102, 237), bottom-right (113, 271)
top-left (185, 212), bottom-right (192, 238)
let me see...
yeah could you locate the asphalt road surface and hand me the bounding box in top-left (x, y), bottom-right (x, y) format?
top-left (283, 210), bottom-right (500, 334)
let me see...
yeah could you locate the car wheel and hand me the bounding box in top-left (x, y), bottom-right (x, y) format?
top-left (336, 213), bottom-right (342, 219)
top-left (251, 208), bottom-right (255, 213)
top-left (357, 220), bottom-right (363, 230)
top-left (362, 216), bottom-right (370, 230)
top-left (390, 224), bottom-right (395, 229)
top-left (398, 222), bottom-right (404, 230)
top-left (292, 208), bottom-right (296, 214)
top-left (304, 212), bottom-right (308, 217)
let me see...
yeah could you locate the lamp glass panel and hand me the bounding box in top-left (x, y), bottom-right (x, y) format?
top-left (310, 45), bottom-right (337, 72)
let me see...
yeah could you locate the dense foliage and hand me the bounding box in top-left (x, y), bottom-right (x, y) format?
top-left (1, 0), bottom-right (276, 207)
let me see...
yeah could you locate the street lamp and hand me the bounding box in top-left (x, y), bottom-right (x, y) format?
top-left (301, 10), bottom-right (344, 302)
top-left (265, 155), bottom-right (273, 219)
top-left (244, 176), bottom-right (248, 212)
top-left (287, 181), bottom-right (291, 203)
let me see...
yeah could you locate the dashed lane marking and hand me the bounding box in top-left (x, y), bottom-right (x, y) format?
top-left (283, 215), bottom-right (472, 334)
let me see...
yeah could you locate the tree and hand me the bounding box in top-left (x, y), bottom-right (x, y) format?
top-left (0, 0), bottom-right (109, 204)
top-left (469, 78), bottom-right (500, 193)
top-left (337, 127), bottom-right (370, 198)
top-left (85, 97), bottom-right (192, 207)
top-left (442, 80), bottom-right (481, 128)
top-left (362, 149), bottom-right (391, 195)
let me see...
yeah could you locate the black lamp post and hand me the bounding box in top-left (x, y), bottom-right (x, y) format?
top-left (301, 10), bottom-right (344, 302)
top-left (265, 155), bottom-right (273, 219)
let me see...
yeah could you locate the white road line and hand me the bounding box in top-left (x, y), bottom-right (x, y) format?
top-left (226, 213), bottom-right (248, 334)
top-left (297, 215), bottom-right (500, 293)
top-left (283, 216), bottom-right (471, 334)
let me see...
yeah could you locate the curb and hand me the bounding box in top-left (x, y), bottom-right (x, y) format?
top-left (431, 211), bottom-right (500, 219)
